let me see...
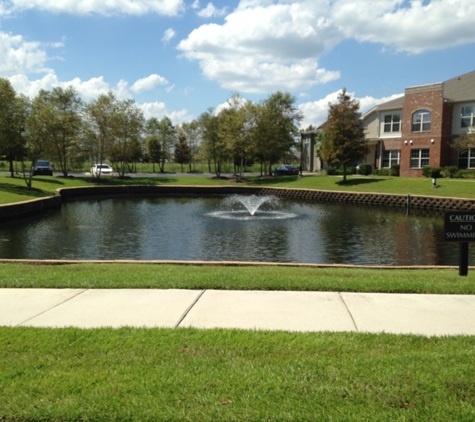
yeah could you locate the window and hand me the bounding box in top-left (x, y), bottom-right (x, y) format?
top-left (459, 149), bottom-right (475, 168)
top-left (412, 110), bottom-right (431, 132)
top-left (461, 106), bottom-right (475, 128)
top-left (410, 149), bottom-right (430, 168)
top-left (382, 150), bottom-right (400, 168)
top-left (383, 113), bottom-right (401, 133)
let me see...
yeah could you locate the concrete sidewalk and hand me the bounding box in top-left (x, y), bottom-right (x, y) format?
top-left (1, 288), bottom-right (475, 336)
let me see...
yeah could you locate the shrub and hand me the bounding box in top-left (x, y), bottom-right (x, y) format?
top-left (422, 166), bottom-right (443, 178)
top-left (389, 164), bottom-right (400, 177)
top-left (373, 168), bottom-right (390, 176)
top-left (456, 169), bottom-right (475, 179)
top-left (441, 166), bottom-right (458, 178)
top-left (357, 163), bottom-right (372, 175)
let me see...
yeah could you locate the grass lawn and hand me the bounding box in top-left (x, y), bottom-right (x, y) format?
top-left (1, 263), bottom-right (474, 294)
top-left (2, 175), bottom-right (475, 421)
top-left (2, 173), bottom-right (475, 205)
top-left (1, 327), bottom-right (475, 421)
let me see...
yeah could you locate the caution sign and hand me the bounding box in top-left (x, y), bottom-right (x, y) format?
top-left (444, 212), bottom-right (475, 242)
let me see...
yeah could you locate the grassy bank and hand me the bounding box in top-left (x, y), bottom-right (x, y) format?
top-left (2, 173), bottom-right (475, 205)
top-left (1, 327), bottom-right (475, 421)
top-left (1, 263), bottom-right (474, 294)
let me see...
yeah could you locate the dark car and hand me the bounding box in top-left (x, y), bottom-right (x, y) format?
top-left (33, 160), bottom-right (54, 176)
top-left (273, 164), bottom-right (299, 176)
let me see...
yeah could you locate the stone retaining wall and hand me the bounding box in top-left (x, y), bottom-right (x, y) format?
top-left (0, 196), bottom-right (62, 221)
top-left (1, 184), bottom-right (475, 222)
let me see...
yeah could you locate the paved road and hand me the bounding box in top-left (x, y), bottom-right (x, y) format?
top-left (2, 288), bottom-right (475, 336)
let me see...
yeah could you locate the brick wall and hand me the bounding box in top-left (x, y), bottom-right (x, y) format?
top-left (400, 83), bottom-right (454, 177)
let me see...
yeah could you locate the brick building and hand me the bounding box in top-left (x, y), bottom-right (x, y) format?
top-left (301, 70), bottom-right (475, 177)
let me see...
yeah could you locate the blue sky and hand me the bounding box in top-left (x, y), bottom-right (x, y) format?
top-left (1, 0), bottom-right (475, 128)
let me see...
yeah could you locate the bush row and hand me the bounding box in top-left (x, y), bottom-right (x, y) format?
top-left (422, 166), bottom-right (475, 179)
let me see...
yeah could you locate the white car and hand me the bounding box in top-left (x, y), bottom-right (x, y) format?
top-left (90, 164), bottom-right (114, 177)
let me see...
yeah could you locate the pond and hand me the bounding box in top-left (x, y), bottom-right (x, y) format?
top-left (0, 195), bottom-right (468, 265)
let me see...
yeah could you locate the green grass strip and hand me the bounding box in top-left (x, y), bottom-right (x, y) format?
top-left (1, 327), bottom-right (474, 421)
top-left (1, 263), bottom-right (474, 294)
top-left (2, 174), bottom-right (475, 205)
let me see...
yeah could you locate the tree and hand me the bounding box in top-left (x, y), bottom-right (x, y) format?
top-left (319, 88), bottom-right (368, 183)
top-left (198, 108), bottom-right (227, 177)
top-left (37, 86), bottom-right (83, 177)
top-left (218, 94), bottom-right (256, 179)
top-left (451, 132), bottom-right (475, 155)
top-left (174, 135), bottom-right (192, 172)
top-left (109, 98), bottom-right (144, 178)
top-left (155, 117), bottom-right (176, 173)
top-left (0, 79), bottom-right (28, 177)
top-left (179, 120), bottom-right (201, 172)
top-left (84, 92), bottom-right (118, 178)
top-left (145, 118), bottom-right (163, 173)
top-left (254, 91), bottom-right (302, 175)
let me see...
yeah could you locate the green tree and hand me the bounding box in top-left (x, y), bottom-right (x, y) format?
top-left (0, 79), bottom-right (28, 177)
top-left (40, 86), bottom-right (83, 177)
top-left (145, 118), bottom-right (163, 173)
top-left (84, 92), bottom-right (118, 178)
top-left (198, 108), bottom-right (227, 177)
top-left (254, 91), bottom-right (302, 175)
top-left (174, 135), bottom-right (192, 172)
top-left (179, 120), bottom-right (201, 172)
top-left (320, 88), bottom-right (367, 183)
top-left (155, 116), bottom-right (176, 173)
top-left (451, 132), bottom-right (475, 155)
top-left (109, 98), bottom-right (144, 177)
top-left (218, 94), bottom-right (256, 178)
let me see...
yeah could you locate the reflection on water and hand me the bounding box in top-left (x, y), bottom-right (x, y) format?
top-left (0, 196), bottom-right (468, 265)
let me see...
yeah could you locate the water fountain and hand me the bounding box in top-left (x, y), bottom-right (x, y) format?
top-left (207, 194), bottom-right (298, 221)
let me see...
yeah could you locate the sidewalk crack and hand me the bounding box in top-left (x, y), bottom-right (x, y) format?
top-left (338, 292), bottom-right (359, 332)
top-left (16, 289), bottom-right (89, 327)
top-left (174, 289), bottom-right (206, 328)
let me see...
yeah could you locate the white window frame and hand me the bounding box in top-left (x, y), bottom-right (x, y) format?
top-left (410, 149), bottom-right (430, 168)
top-left (461, 106), bottom-right (475, 129)
top-left (459, 149), bottom-right (475, 168)
top-left (383, 113), bottom-right (401, 134)
top-left (382, 150), bottom-right (400, 168)
top-left (412, 110), bottom-right (431, 132)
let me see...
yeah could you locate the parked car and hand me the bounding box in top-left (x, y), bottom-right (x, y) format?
top-left (33, 160), bottom-right (53, 176)
top-left (273, 164), bottom-right (299, 176)
top-left (90, 164), bottom-right (114, 177)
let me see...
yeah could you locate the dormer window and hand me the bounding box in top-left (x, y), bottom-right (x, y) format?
top-left (412, 110), bottom-right (431, 132)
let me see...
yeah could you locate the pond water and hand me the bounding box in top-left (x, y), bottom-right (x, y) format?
top-left (0, 196), bottom-right (468, 265)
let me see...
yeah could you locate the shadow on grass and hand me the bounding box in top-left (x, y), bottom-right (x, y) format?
top-left (0, 183), bottom-right (47, 198)
top-left (84, 177), bottom-right (179, 185)
top-left (34, 177), bottom-right (66, 185)
top-left (335, 177), bottom-right (388, 187)
top-left (247, 176), bottom-right (299, 186)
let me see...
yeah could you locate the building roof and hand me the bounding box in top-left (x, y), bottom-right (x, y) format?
top-left (443, 69), bottom-right (475, 102)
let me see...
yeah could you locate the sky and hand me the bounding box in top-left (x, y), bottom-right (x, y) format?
top-left (1, 0), bottom-right (475, 129)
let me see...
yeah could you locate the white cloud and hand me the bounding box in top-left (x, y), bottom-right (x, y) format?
top-left (197, 2), bottom-right (227, 18)
top-left (298, 91), bottom-right (404, 129)
top-left (0, 31), bottom-right (54, 76)
top-left (140, 101), bottom-right (193, 124)
top-left (8, 71), bottom-right (131, 100)
top-left (178, 0), bottom-right (342, 93)
top-left (190, 0), bottom-right (200, 9)
top-left (162, 28), bottom-right (176, 44)
top-left (1, 0), bottom-right (185, 16)
top-left (331, 0), bottom-right (475, 53)
top-left (178, 0), bottom-right (475, 93)
top-left (131, 74), bottom-right (169, 93)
